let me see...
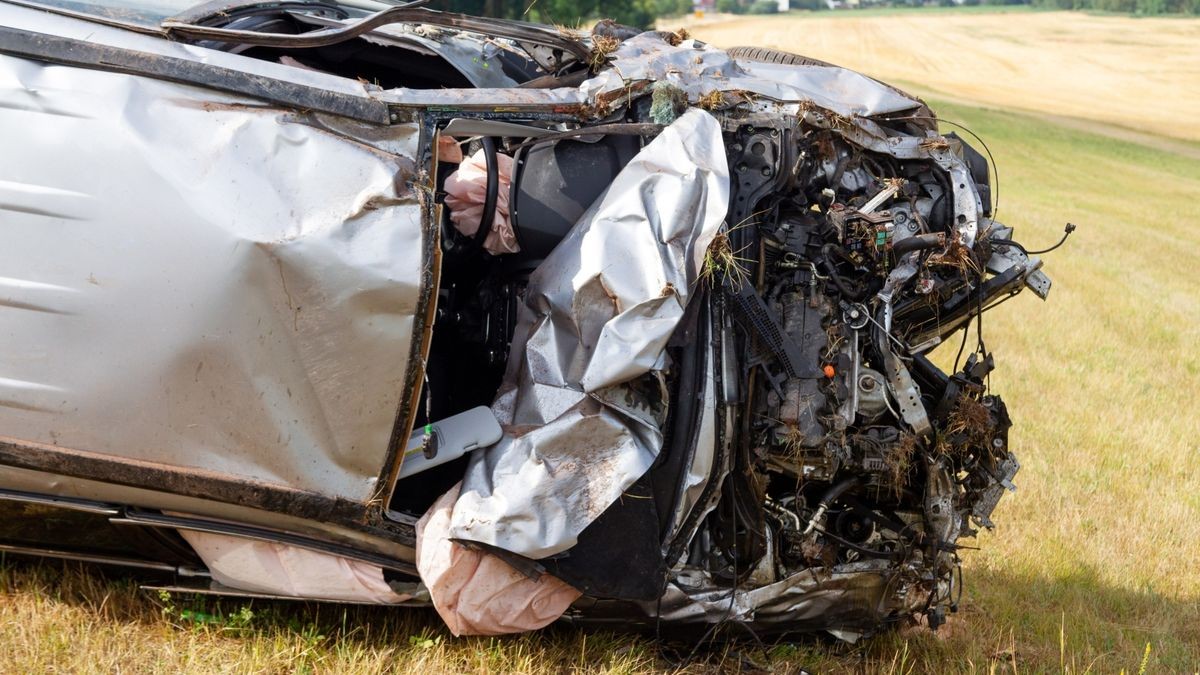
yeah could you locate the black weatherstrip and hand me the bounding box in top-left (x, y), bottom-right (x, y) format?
top-left (0, 436), bottom-right (416, 546)
top-left (114, 509), bottom-right (418, 575)
top-left (0, 26), bottom-right (391, 124)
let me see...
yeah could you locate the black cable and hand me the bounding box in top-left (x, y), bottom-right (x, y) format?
top-left (813, 526), bottom-right (900, 560)
top-left (820, 244), bottom-right (868, 301)
top-left (975, 265), bottom-right (987, 357)
top-left (989, 238), bottom-right (1027, 254)
top-left (990, 223), bottom-right (1075, 257)
top-left (1024, 222), bottom-right (1076, 255)
top-left (815, 476), bottom-right (860, 510)
top-left (942, 119), bottom-right (1002, 222)
top-left (953, 315), bottom-right (970, 375)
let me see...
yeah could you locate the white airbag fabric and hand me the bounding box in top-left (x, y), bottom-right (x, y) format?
top-left (444, 149), bottom-right (521, 255)
top-left (177, 530), bottom-right (410, 604)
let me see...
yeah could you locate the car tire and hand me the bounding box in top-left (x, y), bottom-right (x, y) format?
top-left (725, 46), bottom-right (833, 68)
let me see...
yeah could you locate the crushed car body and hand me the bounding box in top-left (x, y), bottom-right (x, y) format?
top-left (0, 0), bottom-right (1058, 641)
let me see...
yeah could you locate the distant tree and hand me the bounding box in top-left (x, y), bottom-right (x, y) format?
top-left (426, 0), bottom-right (659, 27)
top-left (432, 0), bottom-right (1195, 24)
top-left (649, 0), bottom-right (697, 18)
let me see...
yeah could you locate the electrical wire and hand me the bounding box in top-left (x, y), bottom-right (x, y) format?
top-left (975, 265), bottom-right (987, 357)
top-left (953, 314), bottom-right (970, 375)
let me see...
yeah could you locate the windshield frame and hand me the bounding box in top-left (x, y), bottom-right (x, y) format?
top-left (0, 0), bottom-right (391, 31)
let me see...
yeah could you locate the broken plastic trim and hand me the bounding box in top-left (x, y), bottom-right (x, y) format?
top-left (161, 4), bottom-right (591, 61)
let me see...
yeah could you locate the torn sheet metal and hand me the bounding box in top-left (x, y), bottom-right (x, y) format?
top-left (356, 23), bottom-right (523, 89)
top-left (415, 483), bottom-right (581, 636)
top-left (642, 561), bottom-right (928, 636)
top-left (176, 529), bottom-right (412, 604)
top-left (582, 34), bottom-right (925, 118)
top-left (0, 54), bottom-right (421, 501)
top-left (449, 109), bottom-right (729, 559)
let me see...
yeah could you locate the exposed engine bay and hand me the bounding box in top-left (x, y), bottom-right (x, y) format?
top-left (647, 121), bottom-right (1034, 636)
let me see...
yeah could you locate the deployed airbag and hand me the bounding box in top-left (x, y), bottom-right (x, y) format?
top-left (444, 148), bottom-right (520, 255)
top-left (415, 483), bottom-right (581, 636)
top-left (176, 529), bottom-right (411, 604)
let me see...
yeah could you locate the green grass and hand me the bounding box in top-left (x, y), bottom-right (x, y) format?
top-left (2, 100), bottom-right (1198, 673)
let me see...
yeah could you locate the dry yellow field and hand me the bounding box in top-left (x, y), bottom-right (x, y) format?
top-left (677, 8), bottom-right (1200, 145)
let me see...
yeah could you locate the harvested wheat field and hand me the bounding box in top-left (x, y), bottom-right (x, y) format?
top-left (675, 8), bottom-right (1200, 146)
top-left (3, 8), bottom-right (1200, 675)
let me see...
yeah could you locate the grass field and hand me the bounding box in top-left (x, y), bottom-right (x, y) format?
top-left (3, 9), bottom-right (1200, 674)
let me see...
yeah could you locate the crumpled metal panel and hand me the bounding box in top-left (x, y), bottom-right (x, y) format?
top-left (364, 25), bottom-right (522, 89)
top-left (0, 54), bottom-right (421, 501)
top-left (449, 109), bottom-right (729, 559)
top-left (643, 561), bottom-right (927, 636)
top-left (583, 34), bottom-right (925, 118)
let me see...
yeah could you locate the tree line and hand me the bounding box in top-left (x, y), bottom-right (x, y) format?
top-left (427, 0), bottom-right (1197, 30)
top-left (425, 0), bottom-right (693, 29)
top-left (1028, 0), bottom-right (1196, 14)
top-left (942, 0), bottom-right (1196, 14)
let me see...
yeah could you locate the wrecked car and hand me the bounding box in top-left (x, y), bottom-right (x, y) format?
top-left (0, 0), bottom-right (1059, 640)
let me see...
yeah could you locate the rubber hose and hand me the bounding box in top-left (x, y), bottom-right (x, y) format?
top-left (821, 243), bottom-right (869, 301)
top-left (893, 232), bottom-right (945, 257)
top-left (817, 476), bottom-right (860, 509)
